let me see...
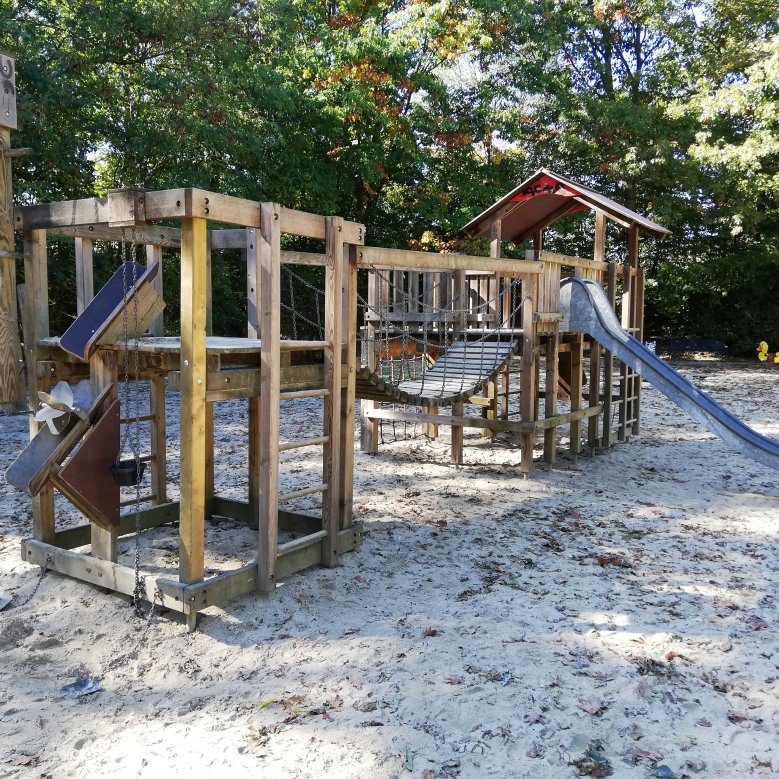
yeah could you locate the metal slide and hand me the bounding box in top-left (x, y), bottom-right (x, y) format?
top-left (560, 277), bottom-right (779, 471)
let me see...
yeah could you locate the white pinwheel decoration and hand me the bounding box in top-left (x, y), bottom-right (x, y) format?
top-left (34, 380), bottom-right (94, 435)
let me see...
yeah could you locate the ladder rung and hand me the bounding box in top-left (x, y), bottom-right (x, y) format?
top-left (279, 436), bottom-right (330, 452)
top-left (120, 414), bottom-right (155, 424)
top-left (279, 388), bottom-right (330, 401)
top-left (277, 530), bottom-right (328, 555)
top-left (279, 340), bottom-right (332, 351)
top-left (119, 492), bottom-right (156, 508)
top-left (278, 482), bottom-right (328, 504)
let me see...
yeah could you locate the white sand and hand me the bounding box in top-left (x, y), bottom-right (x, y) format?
top-left (1, 360), bottom-right (777, 778)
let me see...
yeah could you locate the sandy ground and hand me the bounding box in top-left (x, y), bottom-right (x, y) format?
top-left (0, 360), bottom-right (778, 778)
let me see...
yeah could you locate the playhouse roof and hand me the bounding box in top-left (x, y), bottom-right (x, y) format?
top-left (462, 168), bottom-right (671, 242)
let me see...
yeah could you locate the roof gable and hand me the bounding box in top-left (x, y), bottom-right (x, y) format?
top-left (462, 168), bottom-right (671, 242)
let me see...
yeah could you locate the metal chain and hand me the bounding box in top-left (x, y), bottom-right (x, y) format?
top-left (12, 554), bottom-right (51, 608)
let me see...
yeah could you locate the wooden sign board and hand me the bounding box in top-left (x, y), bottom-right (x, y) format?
top-left (0, 54), bottom-right (16, 130)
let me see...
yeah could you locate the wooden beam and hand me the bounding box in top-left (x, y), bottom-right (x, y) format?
top-left (365, 407), bottom-right (526, 433)
top-left (358, 245), bottom-right (542, 275)
top-left (178, 217), bottom-right (208, 594)
top-left (257, 202), bottom-right (281, 594)
top-left (51, 224), bottom-right (182, 247)
top-left (22, 539), bottom-right (188, 613)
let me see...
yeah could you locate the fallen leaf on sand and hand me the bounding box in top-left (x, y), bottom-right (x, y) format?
top-left (422, 628), bottom-right (441, 638)
top-left (577, 698), bottom-right (609, 716)
top-left (745, 615), bottom-right (768, 631)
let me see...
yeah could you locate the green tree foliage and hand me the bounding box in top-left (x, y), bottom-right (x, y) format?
top-left (1, 0), bottom-right (777, 349)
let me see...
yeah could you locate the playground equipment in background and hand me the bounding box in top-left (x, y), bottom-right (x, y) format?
top-left (2, 55), bottom-right (777, 630)
top-left (757, 341), bottom-right (779, 365)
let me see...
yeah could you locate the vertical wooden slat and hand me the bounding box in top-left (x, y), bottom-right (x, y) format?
top-left (149, 375), bottom-right (167, 504)
top-left (75, 237), bottom-right (94, 315)
top-left (257, 203), bottom-right (281, 594)
top-left (519, 231), bottom-right (541, 474)
top-left (544, 328), bottom-right (558, 464)
top-left (619, 262), bottom-right (632, 442)
top-left (145, 244), bottom-right (164, 336)
top-left (90, 349), bottom-right (118, 560)
top-left (360, 267), bottom-right (379, 453)
top-left (178, 217), bottom-right (208, 600)
top-left (339, 244), bottom-right (358, 531)
top-left (450, 269), bottom-right (467, 464)
top-left (322, 216), bottom-right (343, 565)
top-left (0, 124), bottom-right (24, 409)
top-left (246, 228), bottom-right (259, 339)
top-left (632, 237), bottom-right (644, 436)
top-left (588, 212), bottom-right (606, 448)
top-left (247, 395), bottom-right (260, 531)
top-left (23, 229), bottom-right (54, 542)
top-left (602, 261), bottom-right (617, 448)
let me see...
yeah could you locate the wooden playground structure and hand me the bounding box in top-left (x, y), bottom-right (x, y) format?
top-left (0, 57), bottom-right (670, 627)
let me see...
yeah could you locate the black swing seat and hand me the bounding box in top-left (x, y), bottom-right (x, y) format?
top-left (356, 338), bottom-right (519, 408)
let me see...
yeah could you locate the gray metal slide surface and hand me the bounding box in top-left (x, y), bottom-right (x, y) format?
top-left (560, 277), bottom-right (779, 471)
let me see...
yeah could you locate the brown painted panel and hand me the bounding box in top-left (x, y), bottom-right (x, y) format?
top-left (56, 400), bottom-right (120, 529)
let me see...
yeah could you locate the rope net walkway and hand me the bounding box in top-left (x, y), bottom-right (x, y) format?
top-left (356, 267), bottom-right (526, 408)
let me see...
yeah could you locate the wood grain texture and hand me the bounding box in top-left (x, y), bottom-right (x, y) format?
top-left (257, 203), bottom-right (280, 594)
top-left (0, 127), bottom-right (23, 408)
top-left (178, 217), bottom-right (208, 584)
top-left (322, 217), bottom-right (343, 564)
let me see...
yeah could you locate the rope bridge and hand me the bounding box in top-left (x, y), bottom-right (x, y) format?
top-left (356, 268), bottom-right (526, 408)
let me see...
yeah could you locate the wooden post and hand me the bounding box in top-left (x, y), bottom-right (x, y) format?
top-left (483, 220), bottom-right (502, 437)
top-left (519, 232), bottom-right (540, 474)
top-left (569, 330), bottom-right (583, 457)
top-left (360, 267), bottom-right (379, 453)
top-left (322, 217), bottom-right (343, 564)
top-left (339, 244), bottom-right (358, 531)
top-left (23, 229), bottom-right (54, 542)
top-left (602, 261), bottom-right (616, 448)
top-left (588, 212), bottom-right (606, 449)
top-left (618, 262), bottom-right (632, 442)
top-left (629, 225), bottom-right (642, 436)
top-left (257, 203), bottom-right (281, 594)
top-left (245, 227), bottom-right (261, 531)
top-left (204, 233), bottom-right (215, 520)
top-left (544, 329), bottom-right (558, 464)
top-left (90, 349), bottom-right (118, 561)
top-left (178, 217), bottom-right (208, 608)
top-left (0, 54), bottom-right (23, 410)
top-left (451, 269), bottom-right (467, 464)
